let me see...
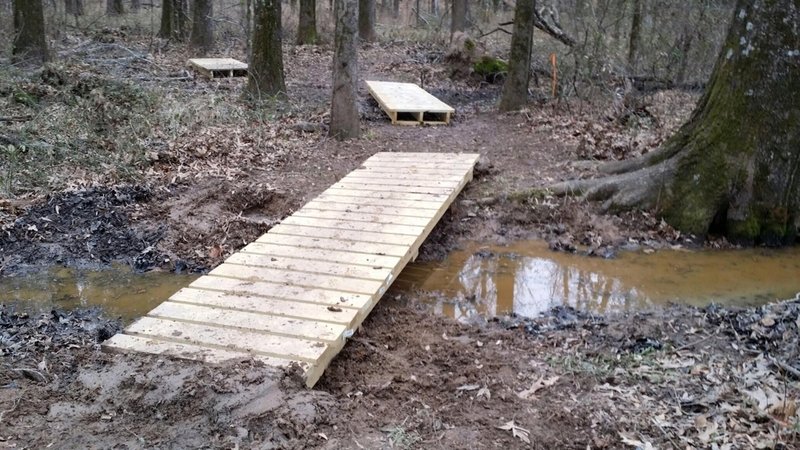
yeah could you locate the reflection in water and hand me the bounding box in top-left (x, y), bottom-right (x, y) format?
top-left (394, 241), bottom-right (800, 321)
top-left (0, 266), bottom-right (198, 322)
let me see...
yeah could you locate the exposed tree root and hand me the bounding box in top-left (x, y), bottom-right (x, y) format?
top-left (550, 158), bottom-right (677, 212)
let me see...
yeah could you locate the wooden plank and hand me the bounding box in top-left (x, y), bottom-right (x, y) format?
top-left (104, 333), bottom-right (293, 367)
top-left (365, 81), bottom-right (454, 113)
top-left (189, 275), bottom-right (373, 309)
top-left (105, 152), bottom-right (480, 388)
top-left (241, 242), bottom-right (401, 267)
top-left (311, 194), bottom-right (444, 210)
top-left (268, 223), bottom-right (418, 246)
top-left (209, 263), bottom-right (387, 294)
top-left (169, 287), bottom-right (360, 325)
top-left (125, 317), bottom-right (329, 362)
top-left (280, 216), bottom-right (424, 236)
top-left (366, 153), bottom-right (477, 162)
top-left (253, 234), bottom-right (411, 258)
top-left (339, 175), bottom-right (464, 188)
top-left (292, 208), bottom-right (433, 227)
top-left (148, 301), bottom-right (347, 342)
top-left (300, 200), bottom-right (438, 218)
top-left (225, 252), bottom-right (393, 279)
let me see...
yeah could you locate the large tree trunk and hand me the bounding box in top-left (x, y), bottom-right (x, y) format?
top-left (450, 0), bottom-right (466, 37)
top-left (191, 0), bottom-right (214, 54)
top-left (174, 0), bottom-right (189, 41)
top-left (358, 0), bottom-right (376, 41)
top-left (248, 0), bottom-right (286, 98)
top-left (551, 0), bottom-right (800, 246)
top-left (12, 0), bottom-right (48, 65)
top-left (297, 0), bottom-right (318, 44)
top-left (498, 0), bottom-right (534, 112)
top-left (107, 0), bottom-right (124, 15)
top-left (329, 0), bottom-right (360, 140)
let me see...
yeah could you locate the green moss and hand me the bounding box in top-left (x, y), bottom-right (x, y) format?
top-left (473, 56), bottom-right (508, 76)
top-left (463, 38), bottom-right (476, 52)
top-left (727, 215), bottom-right (761, 243)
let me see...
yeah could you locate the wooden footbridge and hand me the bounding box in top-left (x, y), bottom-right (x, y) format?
top-left (104, 152), bottom-right (480, 387)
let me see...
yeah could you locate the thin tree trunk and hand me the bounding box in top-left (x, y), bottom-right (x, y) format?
top-left (244, 0), bottom-right (252, 60)
top-left (392, 0), bottom-right (398, 18)
top-left (159, 0), bottom-right (173, 37)
top-left (174, 0), bottom-right (189, 40)
top-left (248, 0), bottom-right (286, 98)
top-left (358, 0), bottom-right (376, 41)
top-left (450, 0), bottom-right (466, 37)
top-left (627, 0), bottom-right (641, 73)
top-left (65, 0), bottom-right (83, 15)
top-left (107, 0), bottom-right (124, 15)
top-left (297, 0), bottom-right (318, 44)
top-left (191, 0), bottom-right (214, 54)
top-left (12, 0), bottom-right (48, 65)
top-left (131, 0), bottom-right (141, 11)
top-left (498, 0), bottom-right (534, 112)
top-left (330, 0), bottom-right (360, 139)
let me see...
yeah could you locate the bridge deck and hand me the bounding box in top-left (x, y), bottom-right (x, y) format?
top-left (366, 81), bottom-right (455, 125)
top-left (103, 152), bottom-right (479, 387)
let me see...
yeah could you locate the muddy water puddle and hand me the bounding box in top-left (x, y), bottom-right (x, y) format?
top-left (393, 241), bottom-right (800, 321)
top-left (0, 266), bottom-right (198, 322)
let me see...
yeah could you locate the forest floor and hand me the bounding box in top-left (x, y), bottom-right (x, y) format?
top-left (1, 31), bottom-right (798, 449)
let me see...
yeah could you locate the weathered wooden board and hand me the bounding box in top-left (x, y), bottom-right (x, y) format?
top-left (188, 58), bottom-right (248, 79)
top-left (365, 81), bottom-right (455, 125)
top-left (104, 152), bottom-right (480, 387)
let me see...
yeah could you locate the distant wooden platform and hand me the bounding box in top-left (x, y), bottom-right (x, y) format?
top-left (103, 152), bottom-right (480, 387)
top-left (366, 81), bottom-right (455, 125)
top-left (188, 58), bottom-right (248, 79)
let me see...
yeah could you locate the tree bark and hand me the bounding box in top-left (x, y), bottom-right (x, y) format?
top-left (159, 0), bottom-right (173, 38)
top-left (627, 0), bottom-right (641, 73)
top-left (107, 0), bottom-right (124, 15)
top-left (191, 0), bottom-right (214, 54)
top-left (450, 0), bottom-right (466, 37)
top-left (297, 0), bottom-right (318, 44)
top-left (65, 0), bottom-right (83, 15)
top-left (358, 0), bottom-right (376, 41)
top-left (392, 0), bottom-right (398, 18)
top-left (551, 0), bottom-right (800, 245)
top-left (12, 0), bottom-right (48, 65)
top-left (329, 0), bottom-right (360, 140)
top-left (131, 0), bottom-right (141, 12)
top-left (174, 0), bottom-right (189, 41)
top-left (248, 0), bottom-right (286, 98)
top-left (498, 0), bottom-right (534, 112)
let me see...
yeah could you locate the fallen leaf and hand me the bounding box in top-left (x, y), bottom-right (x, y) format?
top-left (477, 386), bottom-right (491, 400)
top-left (517, 376), bottom-right (559, 400)
top-left (497, 420), bottom-right (530, 444)
top-left (619, 432), bottom-right (655, 449)
top-left (456, 384), bottom-right (480, 391)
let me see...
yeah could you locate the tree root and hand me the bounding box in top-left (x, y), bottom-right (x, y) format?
top-left (550, 159), bottom-right (677, 212)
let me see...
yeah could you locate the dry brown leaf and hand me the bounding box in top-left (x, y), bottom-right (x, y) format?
top-left (517, 376), bottom-right (559, 400)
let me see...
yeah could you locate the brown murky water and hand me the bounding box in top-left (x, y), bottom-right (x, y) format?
top-left (0, 266), bottom-right (198, 322)
top-left (393, 241), bottom-right (800, 321)
top-left (1, 242), bottom-right (798, 322)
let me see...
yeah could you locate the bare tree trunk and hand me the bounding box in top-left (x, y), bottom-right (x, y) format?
top-left (499, 0), bottom-right (534, 112)
top-left (450, 0), bottom-right (465, 37)
top-left (392, 0), bottom-right (398, 18)
top-left (12, 0), bottom-right (48, 65)
top-left (244, 0), bottom-right (252, 60)
top-left (627, 0), bottom-right (641, 73)
top-left (107, 0), bottom-right (124, 15)
top-left (131, 0), bottom-right (141, 12)
top-left (191, 0), bottom-right (214, 54)
top-left (248, 0), bottom-right (286, 98)
top-left (174, 0), bottom-right (189, 41)
top-left (297, 0), bottom-right (318, 44)
top-left (552, 0), bottom-right (800, 245)
top-left (159, 0), bottom-right (174, 37)
top-left (65, 0), bottom-right (83, 15)
top-left (358, 0), bottom-right (376, 41)
top-left (330, 0), bottom-right (360, 140)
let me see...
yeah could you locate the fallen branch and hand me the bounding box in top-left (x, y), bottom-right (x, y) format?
top-left (770, 356), bottom-right (800, 380)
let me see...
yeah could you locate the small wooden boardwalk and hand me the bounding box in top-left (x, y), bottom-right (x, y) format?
top-left (366, 81), bottom-right (455, 125)
top-left (104, 152), bottom-right (480, 387)
top-left (188, 58), bottom-right (248, 79)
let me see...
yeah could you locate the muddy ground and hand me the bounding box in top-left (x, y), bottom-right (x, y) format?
top-left (1, 31), bottom-right (798, 449)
